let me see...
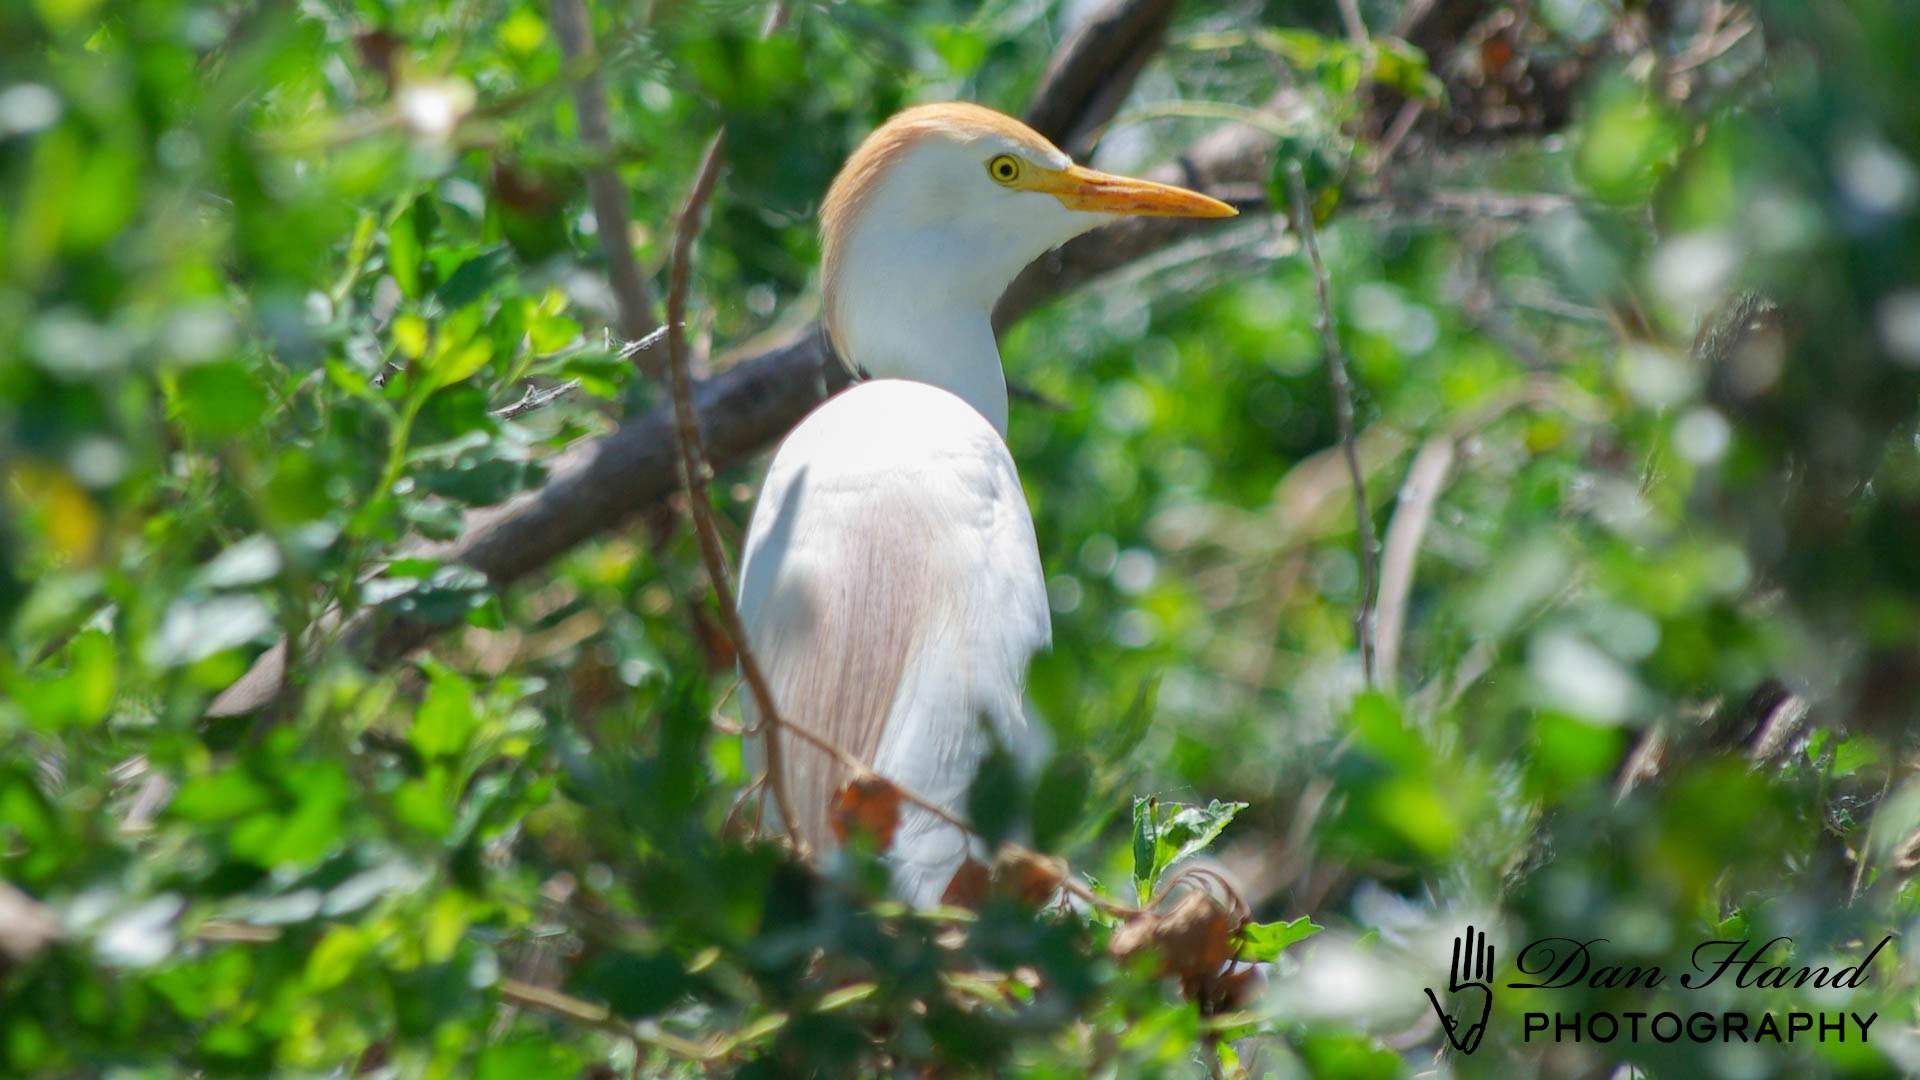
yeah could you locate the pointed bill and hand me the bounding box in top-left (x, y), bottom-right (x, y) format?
top-left (1035, 163), bottom-right (1238, 219)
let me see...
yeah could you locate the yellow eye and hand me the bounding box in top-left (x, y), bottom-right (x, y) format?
top-left (987, 154), bottom-right (1022, 185)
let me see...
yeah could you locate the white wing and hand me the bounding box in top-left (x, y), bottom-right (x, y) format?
top-left (737, 379), bottom-right (1050, 905)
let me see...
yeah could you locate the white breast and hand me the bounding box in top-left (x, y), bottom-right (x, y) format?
top-left (736, 379), bottom-right (1051, 905)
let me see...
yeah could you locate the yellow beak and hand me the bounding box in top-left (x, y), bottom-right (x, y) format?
top-left (1034, 163), bottom-right (1237, 219)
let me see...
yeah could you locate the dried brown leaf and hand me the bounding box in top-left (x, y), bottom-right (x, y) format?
top-left (992, 847), bottom-right (1066, 906)
top-left (828, 775), bottom-right (902, 851)
top-left (1108, 890), bottom-right (1236, 983)
top-left (940, 857), bottom-right (991, 910)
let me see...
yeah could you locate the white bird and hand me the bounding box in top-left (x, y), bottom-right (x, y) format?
top-left (737, 103), bottom-right (1234, 905)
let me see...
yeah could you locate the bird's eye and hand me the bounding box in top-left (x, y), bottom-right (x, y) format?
top-left (987, 154), bottom-right (1022, 185)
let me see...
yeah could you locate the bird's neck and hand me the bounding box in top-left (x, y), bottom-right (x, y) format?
top-left (840, 303), bottom-right (1007, 435)
top-left (828, 227), bottom-right (1025, 436)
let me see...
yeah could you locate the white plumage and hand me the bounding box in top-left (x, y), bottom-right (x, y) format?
top-left (738, 380), bottom-right (1049, 904)
top-left (736, 103), bottom-right (1233, 903)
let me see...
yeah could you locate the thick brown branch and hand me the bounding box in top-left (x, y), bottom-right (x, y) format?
top-left (218, 0), bottom-right (1595, 724)
top-left (205, 20), bottom-right (1250, 720)
top-left (1024, 0), bottom-right (1177, 158)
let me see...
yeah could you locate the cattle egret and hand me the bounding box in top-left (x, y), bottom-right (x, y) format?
top-left (737, 103), bottom-right (1234, 905)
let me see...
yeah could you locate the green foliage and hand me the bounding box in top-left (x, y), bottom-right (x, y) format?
top-left (5, 0), bottom-right (1920, 1076)
top-left (1131, 796), bottom-right (1247, 904)
top-left (1235, 915), bottom-right (1321, 964)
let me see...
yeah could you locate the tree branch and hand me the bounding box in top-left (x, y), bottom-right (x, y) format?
top-left (659, 132), bottom-right (804, 849)
top-left (1024, 0), bottom-right (1177, 160)
top-left (548, 0), bottom-right (657, 349)
top-left (1373, 435), bottom-right (1453, 689)
top-left (1287, 162), bottom-right (1379, 684)
top-left (218, 0), bottom-right (1556, 723)
top-left (205, 0), bottom-right (1228, 720)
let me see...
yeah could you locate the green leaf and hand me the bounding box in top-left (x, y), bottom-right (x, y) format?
top-left (16, 629), bottom-right (115, 729)
top-left (527, 309), bottom-right (581, 355)
top-left (1347, 691), bottom-right (1421, 769)
top-left (1575, 78), bottom-right (1681, 205)
top-left (1131, 796), bottom-right (1158, 904)
top-left (1831, 735), bottom-right (1880, 779)
top-left (1030, 752), bottom-right (1091, 853)
top-left (367, 563), bottom-right (494, 624)
top-left (412, 663), bottom-right (478, 759)
top-left (1269, 137), bottom-right (1347, 224)
top-left (475, 1038), bottom-right (581, 1080)
top-left (175, 362), bottom-right (268, 439)
top-left (569, 950), bottom-right (689, 1019)
top-left (1150, 799), bottom-right (1247, 885)
top-left (387, 195), bottom-right (434, 298)
top-left (304, 924), bottom-right (367, 991)
top-left (928, 25), bottom-right (988, 75)
top-left (392, 314), bottom-right (429, 360)
top-left (435, 246), bottom-right (513, 309)
top-left (1372, 38), bottom-right (1443, 103)
top-left (1236, 915), bottom-right (1322, 962)
top-left (1110, 675), bottom-right (1160, 761)
top-left (965, 740), bottom-right (1026, 847)
top-left (425, 336), bottom-right (493, 393)
top-left (421, 889), bottom-right (471, 963)
top-left (394, 767), bottom-right (458, 837)
top-left (230, 762), bottom-right (350, 868)
top-left (1299, 1031), bottom-right (1405, 1080)
top-left (170, 768), bottom-right (275, 823)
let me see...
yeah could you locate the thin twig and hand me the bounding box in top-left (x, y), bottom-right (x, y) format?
top-left (649, 129), bottom-right (1003, 868)
top-left (1374, 435), bottom-right (1454, 688)
top-left (548, 0), bottom-right (657, 350)
top-left (493, 379), bottom-right (581, 420)
top-left (651, 139), bottom-right (1123, 913)
top-left (660, 132), bottom-right (805, 851)
top-left (497, 977), bottom-right (753, 1063)
top-left (1368, 99), bottom-right (1424, 173)
top-left (1336, 0), bottom-right (1369, 48)
top-left (1288, 161), bottom-right (1379, 683)
top-left (1849, 772), bottom-right (1892, 905)
top-left (658, 160), bottom-right (1130, 905)
top-left (616, 324), bottom-right (671, 360)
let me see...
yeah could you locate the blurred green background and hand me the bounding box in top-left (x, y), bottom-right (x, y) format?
top-left (5, 0), bottom-right (1920, 1075)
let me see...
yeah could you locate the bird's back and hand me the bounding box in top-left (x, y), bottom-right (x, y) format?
top-left (737, 379), bottom-right (1049, 904)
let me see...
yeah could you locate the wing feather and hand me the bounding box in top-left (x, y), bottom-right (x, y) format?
top-left (737, 380), bottom-right (1049, 892)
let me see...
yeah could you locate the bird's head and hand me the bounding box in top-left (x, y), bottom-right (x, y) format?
top-left (821, 103), bottom-right (1234, 415)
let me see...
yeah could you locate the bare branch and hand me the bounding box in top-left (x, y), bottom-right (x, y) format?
top-left (493, 379), bottom-right (581, 420)
top-left (1287, 162), bottom-right (1379, 684)
top-left (548, 0), bottom-right (657, 349)
top-left (616, 324), bottom-right (671, 360)
top-left (1336, 0), bottom-right (1368, 48)
top-left (1374, 435), bottom-right (1454, 688)
top-left (659, 132), bottom-right (804, 849)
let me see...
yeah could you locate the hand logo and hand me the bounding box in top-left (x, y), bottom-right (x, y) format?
top-left (1424, 926), bottom-right (1494, 1055)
